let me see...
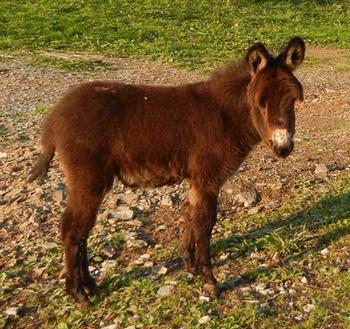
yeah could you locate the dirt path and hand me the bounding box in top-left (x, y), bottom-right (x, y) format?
top-left (0, 49), bottom-right (350, 328)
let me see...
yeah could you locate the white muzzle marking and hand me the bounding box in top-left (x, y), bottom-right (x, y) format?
top-left (272, 129), bottom-right (291, 148)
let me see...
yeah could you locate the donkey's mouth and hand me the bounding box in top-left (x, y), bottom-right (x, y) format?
top-left (273, 140), bottom-right (294, 158)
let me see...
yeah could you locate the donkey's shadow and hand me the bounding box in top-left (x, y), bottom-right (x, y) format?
top-left (213, 189), bottom-right (350, 292)
top-left (100, 188), bottom-right (350, 297)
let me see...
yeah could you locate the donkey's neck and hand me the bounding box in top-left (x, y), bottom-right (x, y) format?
top-left (206, 61), bottom-right (261, 153)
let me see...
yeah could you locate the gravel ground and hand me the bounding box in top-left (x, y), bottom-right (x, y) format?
top-left (0, 50), bottom-right (350, 328)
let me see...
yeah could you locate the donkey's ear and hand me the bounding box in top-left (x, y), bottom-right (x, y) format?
top-left (278, 37), bottom-right (305, 71)
top-left (246, 43), bottom-right (271, 76)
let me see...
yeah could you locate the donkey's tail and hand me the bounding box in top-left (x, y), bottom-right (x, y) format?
top-left (28, 143), bottom-right (55, 183)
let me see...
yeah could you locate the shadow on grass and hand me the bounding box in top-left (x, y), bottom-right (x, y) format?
top-left (213, 190), bottom-right (350, 292)
top-left (100, 188), bottom-right (350, 297)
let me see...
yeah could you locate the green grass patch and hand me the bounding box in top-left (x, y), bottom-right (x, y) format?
top-left (0, 0), bottom-right (349, 70)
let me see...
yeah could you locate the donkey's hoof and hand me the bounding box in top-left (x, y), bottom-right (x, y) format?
top-left (74, 291), bottom-right (91, 308)
top-left (203, 282), bottom-right (220, 297)
top-left (83, 277), bottom-right (97, 296)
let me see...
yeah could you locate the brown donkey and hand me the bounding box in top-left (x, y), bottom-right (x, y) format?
top-left (29, 37), bottom-right (305, 305)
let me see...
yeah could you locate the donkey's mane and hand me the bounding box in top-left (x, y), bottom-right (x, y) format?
top-left (207, 59), bottom-right (252, 108)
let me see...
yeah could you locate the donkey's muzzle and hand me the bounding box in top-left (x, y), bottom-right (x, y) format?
top-left (272, 129), bottom-right (294, 158)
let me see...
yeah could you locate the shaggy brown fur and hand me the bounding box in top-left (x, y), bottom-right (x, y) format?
top-left (29, 37), bottom-right (305, 305)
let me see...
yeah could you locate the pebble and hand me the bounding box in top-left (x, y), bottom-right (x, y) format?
top-left (0, 152), bottom-right (8, 159)
top-left (303, 304), bottom-right (315, 313)
top-left (126, 239), bottom-right (148, 249)
top-left (160, 195), bottom-right (173, 207)
top-left (320, 248), bottom-right (329, 256)
top-left (248, 206), bottom-right (262, 215)
top-left (155, 224), bottom-right (167, 232)
top-left (158, 266), bottom-right (168, 275)
top-left (157, 285), bottom-right (174, 297)
top-left (315, 164), bottom-right (329, 176)
top-left (199, 296), bottom-right (210, 302)
top-left (301, 276), bottom-right (308, 284)
top-left (110, 206), bottom-right (134, 220)
top-left (4, 307), bottom-right (20, 316)
top-left (198, 315), bottom-right (211, 325)
top-left (101, 325), bottom-right (117, 329)
top-left (235, 189), bottom-right (258, 207)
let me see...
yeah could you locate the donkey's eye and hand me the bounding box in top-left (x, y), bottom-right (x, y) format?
top-left (259, 96), bottom-right (267, 108)
top-left (283, 106), bottom-right (294, 114)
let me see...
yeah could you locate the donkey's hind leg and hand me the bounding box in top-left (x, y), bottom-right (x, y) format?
top-left (61, 161), bottom-right (113, 306)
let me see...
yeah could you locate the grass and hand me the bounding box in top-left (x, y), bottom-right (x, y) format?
top-left (0, 0), bottom-right (349, 70)
top-left (2, 174), bottom-right (350, 328)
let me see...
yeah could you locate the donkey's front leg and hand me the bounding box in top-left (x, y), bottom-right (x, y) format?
top-left (189, 185), bottom-right (219, 295)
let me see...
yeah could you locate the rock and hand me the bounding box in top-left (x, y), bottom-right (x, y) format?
top-left (52, 190), bottom-right (65, 202)
top-left (110, 206), bottom-right (134, 220)
top-left (199, 295), bottom-right (210, 302)
top-left (198, 315), bottom-right (211, 325)
top-left (248, 206), bottom-right (262, 215)
top-left (33, 267), bottom-right (45, 278)
top-left (4, 307), bottom-right (20, 316)
top-left (126, 239), bottom-right (148, 249)
top-left (320, 248), bottom-right (329, 256)
top-left (45, 241), bottom-right (58, 249)
top-left (303, 304), bottom-right (315, 313)
top-left (0, 152), bottom-right (8, 159)
top-left (301, 276), bottom-right (308, 284)
top-left (155, 224), bottom-right (166, 232)
top-left (160, 195), bottom-right (173, 207)
top-left (144, 261), bottom-right (154, 267)
top-left (236, 189), bottom-right (258, 207)
top-left (255, 283), bottom-right (266, 292)
top-left (101, 325), bottom-right (117, 329)
top-left (158, 266), bottom-right (168, 275)
top-left (157, 285), bottom-right (174, 297)
top-left (315, 164), bottom-right (329, 176)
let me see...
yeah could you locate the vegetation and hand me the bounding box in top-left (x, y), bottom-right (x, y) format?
top-left (1, 0), bottom-right (349, 70)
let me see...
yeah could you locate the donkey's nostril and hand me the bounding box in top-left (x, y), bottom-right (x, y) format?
top-left (273, 140), bottom-right (294, 158)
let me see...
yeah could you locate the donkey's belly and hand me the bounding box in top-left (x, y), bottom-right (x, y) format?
top-left (118, 166), bottom-right (182, 188)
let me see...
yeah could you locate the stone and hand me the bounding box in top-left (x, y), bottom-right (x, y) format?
top-left (320, 248), bottom-right (329, 256)
top-left (111, 206), bottom-right (134, 220)
top-left (157, 285), bottom-right (174, 297)
top-left (199, 296), bottom-right (210, 302)
top-left (155, 224), bottom-right (166, 232)
top-left (198, 315), bottom-right (211, 325)
top-left (158, 266), bottom-right (168, 275)
top-left (303, 304), bottom-right (315, 313)
top-left (315, 164), bottom-right (329, 176)
top-left (126, 239), bottom-right (148, 249)
top-left (160, 195), bottom-right (173, 207)
top-left (101, 325), bottom-right (117, 329)
top-left (0, 152), bottom-right (8, 159)
top-left (248, 206), bottom-right (262, 215)
top-left (4, 307), bottom-right (20, 316)
top-left (236, 189), bottom-right (258, 207)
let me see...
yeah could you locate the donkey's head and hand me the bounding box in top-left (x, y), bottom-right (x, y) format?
top-left (246, 37), bottom-right (305, 158)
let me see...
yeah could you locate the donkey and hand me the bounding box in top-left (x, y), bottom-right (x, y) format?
top-left (29, 37), bottom-right (305, 305)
